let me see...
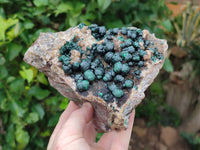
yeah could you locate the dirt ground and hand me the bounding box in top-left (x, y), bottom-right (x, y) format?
top-left (128, 118), bottom-right (191, 150)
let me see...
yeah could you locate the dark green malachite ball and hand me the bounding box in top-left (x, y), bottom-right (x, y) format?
top-left (84, 70), bottom-right (95, 82)
top-left (95, 67), bottom-right (104, 79)
top-left (114, 75), bottom-right (125, 83)
top-left (77, 80), bottom-right (89, 91)
top-left (113, 62), bottom-right (122, 73)
top-left (124, 79), bottom-right (134, 88)
top-left (112, 89), bottom-right (124, 98)
top-left (121, 64), bottom-right (130, 75)
top-left (121, 51), bottom-right (132, 62)
top-left (80, 59), bottom-right (91, 72)
top-left (132, 55), bottom-right (140, 62)
top-left (112, 53), bottom-right (122, 63)
top-left (103, 72), bottom-right (112, 82)
top-left (72, 61), bottom-right (80, 71)
top-left (104, 52), bottom-right (114, 63)
top-left (108, 84), bottom-right (118, 91)
top-left (139, 49), bottom-right (147, 57)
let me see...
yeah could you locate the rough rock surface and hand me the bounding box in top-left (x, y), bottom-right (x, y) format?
top-left (23, 25), bottom-right (168, 132)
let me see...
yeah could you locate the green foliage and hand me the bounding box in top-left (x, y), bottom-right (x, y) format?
top-left (181, 132), bottom-right (200, 150)
top-left (173, 2), bottom-right (200, 47)
top-left (189, 42), bottom-right (200, 76)
top-left (163, 58), bottom-right (174, 72)
top-left (136, 82), bottom-right (180, 127)
top-left (96, 133), bottom-right (103, 142)
top-left (0, 0), bottom-right (171, 149)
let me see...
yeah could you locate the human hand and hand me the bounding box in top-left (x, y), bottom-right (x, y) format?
top-left (47, 101), bottom-right (135, 150)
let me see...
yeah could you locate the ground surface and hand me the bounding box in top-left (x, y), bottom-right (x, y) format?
top-left (128, 118), bottom-right (191, 150)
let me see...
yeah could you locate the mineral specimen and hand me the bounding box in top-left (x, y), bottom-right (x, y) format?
top-left (23, 23), bottom-right (168, 132)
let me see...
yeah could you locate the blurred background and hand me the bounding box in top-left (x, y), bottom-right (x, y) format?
top-left (0, 0), bottom-right (200, 149)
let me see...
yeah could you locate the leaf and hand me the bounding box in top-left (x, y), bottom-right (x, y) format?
top-left (163, 58), bottom-right (174, 72)
top-left (19, 66), bottom-right (34, 83)
top-left (6, 124), bottom-right (16, 148)
top-left (25, 112), bottom-right (39, 124)
top-left (15, 127), bottom-right (30, 149)
top-left (37, 72), bottom-right (48, 85)
top-left (9, 100), bottom-right (26, 117)
top-left (54, 2), bottom-right (73, 16)
top-left (48, 113), bottom-right (61, 127)
top-left (28, 86), bottom-right (50, 100)
top-left (0, 66), bottom-right (8, 79)
top-left (40, 130), bottom-right (50, 137)
top-left (96, 133), bottom-right (103, 142)
top-left (161, 19), bottom-right (173, 32)
top-left (0, 7), bottom-right (6, 18)
top-left (0, 16), bottom-right (18, 41)
top-left (0, 53), bottom-right (6, 65)
top-left (7, 43), bottom-right (22, 61)
top-left (32, 103), bottom-right (45, 119)
top-left (45, 96), bottom-right (58, 106)
top-left (24, 20), bottom-right (34, 29)
top-left (98, 0), bottom-right (111, 12)
top-left (106, 20), bottom-right (124, 28)
top-left (33, 0), bottom-right (48, 7)
top-left (69, 18), bottom-right (78, 27)
top-left (0, 0), bottom-right (9, 3)
top-left (150, 82), bottom-right (163, 96)
top-left (59, 98), bottom-right (69, 110)
top-left (6, 22), bottom-right (21, 40)
top-left (34, 137), bottom-right (44, 148)
top-left (0, 92), bottom-right (7, 111)
top-left (9, 78), bottom-right (25, 94)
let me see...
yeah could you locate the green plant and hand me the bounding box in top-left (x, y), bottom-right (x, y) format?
top-left (189, 42), bottom-right (200, 76)
top-left (173, 2), bottom-right (200, 47)
top-left (136, 81), bottom-right (180, 127)
top-left (181, 132), bottom-right (200, 150)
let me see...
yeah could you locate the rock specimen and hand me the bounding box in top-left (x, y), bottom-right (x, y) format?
top-left (24, 24), bottom-right (168, 132)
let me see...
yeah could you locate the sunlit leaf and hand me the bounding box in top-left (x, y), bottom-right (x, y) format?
top-left (15, 127), bottom-right (30, 149)
top-left (6, 22), bottom-right (21, 40)
top-left (19, 66), bottom-right (34, 83)
top-left (59, 98), bottom-right (69, 110)
top-left (161, 19), bottom-right (173, 32)
top-left (25, 112), bottom-right (39, 124)
top-left (69, 18), bottom-right (78, 27)
top-left (0, 16), bottom-right (18, 41)
top-left (37, 72), bottom-right (48, 85)
top-left (54, 2), bottom-right (73, 16)
top-left (163, 58), bottom-right (174, 72)
top-left (40, 130), bottom-right (50, 137)
top-left (98, 0), bottom-right (111, 12)
top-left (33, 0), bottom-right (48, 7)
top-left (24, 20), bottom-right (34, 29)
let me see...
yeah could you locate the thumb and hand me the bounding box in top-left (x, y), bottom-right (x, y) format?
top-left (63, 102), bottom-right (94, 136)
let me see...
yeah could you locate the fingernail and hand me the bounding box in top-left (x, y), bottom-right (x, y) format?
top-left (83, 102), bottom-right (92, 109)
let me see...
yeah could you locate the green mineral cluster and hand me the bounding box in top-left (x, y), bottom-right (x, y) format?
top-left (58, 23), bottom-right (163, 102)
